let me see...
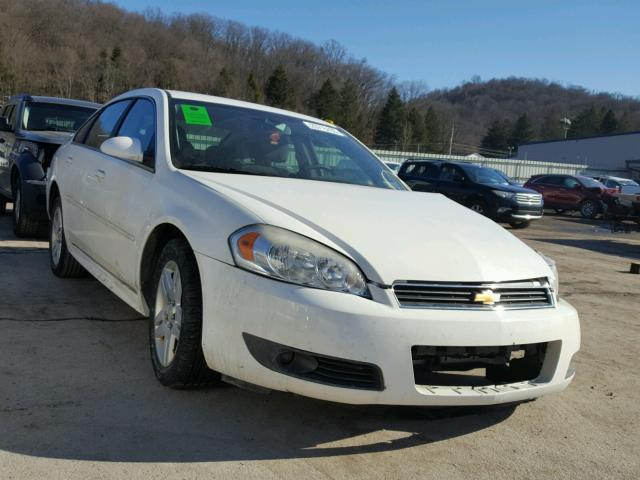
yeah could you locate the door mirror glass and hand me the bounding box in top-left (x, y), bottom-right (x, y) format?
top-left (100, 136), bottom-right (143, 163)
top-left (0, 117), bottom-right (11, 132)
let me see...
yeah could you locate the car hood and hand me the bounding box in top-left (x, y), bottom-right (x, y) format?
top-left (183, 172), bottom-right (552, 284)
top-left (487, 183), bottom-right (540, 194)
top-left (18, 130), bottom-right (73, 145)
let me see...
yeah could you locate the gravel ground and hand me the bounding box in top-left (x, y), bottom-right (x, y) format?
top-left (0, 210), bottom-right (638, 480)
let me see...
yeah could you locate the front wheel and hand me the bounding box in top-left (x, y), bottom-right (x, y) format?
top-left (580, 199), bottom-right (600, 219)
top-left (49, 196), bottom-right (86, 278)
top-left (509, 220), bottom-right (531, 229)
top-left (149, 238), bottom-right (220, 388)
top-left (13, 179), bottom-right (44, 237)
top-left (467, 200), bottom-right (488, 216)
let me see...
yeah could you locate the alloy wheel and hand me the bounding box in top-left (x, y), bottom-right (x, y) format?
top-left (154, 260), bottom-right (183, 367)
top-left (50, 206), bottom-right (63, 266)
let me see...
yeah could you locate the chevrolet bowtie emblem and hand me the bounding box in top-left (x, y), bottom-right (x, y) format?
top-left (473, 290), bottom-right (501, 305)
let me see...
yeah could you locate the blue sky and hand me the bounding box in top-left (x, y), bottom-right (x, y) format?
top-left (114, 0), bottom-right (639, 97)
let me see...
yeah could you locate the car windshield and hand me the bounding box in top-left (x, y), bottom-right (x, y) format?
top-left (578, 176), bottom-right (604, 188)
top-left (462, 165), bottom-right (510, 185)
top-left (170, 100), bottom-right (406, 190)
top-left (22, 102), bottom-right (96, 132)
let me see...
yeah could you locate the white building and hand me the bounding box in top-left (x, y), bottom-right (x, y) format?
top-left (516, 131), bottom-right (640, 178)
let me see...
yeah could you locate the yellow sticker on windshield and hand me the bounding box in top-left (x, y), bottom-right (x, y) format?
top-left (181, 104), bottom-right (212, 126)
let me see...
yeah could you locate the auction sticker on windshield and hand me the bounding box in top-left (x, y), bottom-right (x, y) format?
top-left (181, 104), bottom-right (213, 126)
top-left (303, 121), bottom-right (345, 136)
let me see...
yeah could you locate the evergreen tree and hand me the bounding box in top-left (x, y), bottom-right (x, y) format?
top-left (423, 106), bottom-right (442, 152)
top-left (599, 109), bottom-right (618, 134)
top-left (509, 113), bottom-right (535, 146)
top-left (213, 67), bottom-right (233, 97)
top-left (569, 105), bottom-right (601, 137)
top-left (309, 79), bottom-right (339, 120)
top-left (264, 65), bottom-right (293, 108)
top-left (481, 119), bottom-right (510, 154)
top-left (539, 114), bottom-right (565, 140)
top-left (374, 87), bottom-right (406, 147)
top-left (336, 80), bottom-right (359, 132)
top-left (406, 107), bottom-right (427, 150)
top-left (246, 72), bottom-right (261, 103)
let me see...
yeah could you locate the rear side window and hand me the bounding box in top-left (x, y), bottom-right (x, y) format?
top-left (563, 177), bottom-right (580, 188)
top-left (83, 100), bottom-right (132, 149)
top-left (116, 99), bottom-right (156, 167)
top-left (422, 163), bottom-right (440, 179)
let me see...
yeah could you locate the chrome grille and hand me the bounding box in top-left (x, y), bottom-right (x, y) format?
top-left (515, 193), bottom-right (543, 206)
top-left (393, 279), bottom-right (553, 310)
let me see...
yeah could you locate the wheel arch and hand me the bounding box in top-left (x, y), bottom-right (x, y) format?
top-left (48, 181), bottom-right (61, 217)
top-left (139, 222), bottom-right (195, 308)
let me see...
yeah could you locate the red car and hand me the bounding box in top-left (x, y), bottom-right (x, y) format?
top-left (524, 174), bottom-right (617, 219)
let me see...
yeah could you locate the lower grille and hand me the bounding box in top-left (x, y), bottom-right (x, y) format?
top-left (516, 193), bottom-right (543, 205)
top-left (243, 333), bottom-right (384, 391)
top-left (412, 343), bottom-right (548, 386)
top-left (393, 279), bottom-right (553, 310)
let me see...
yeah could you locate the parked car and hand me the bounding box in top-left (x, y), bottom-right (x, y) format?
top-left (398, 160), bottom-right (543, 228)
top-left (524, 174), bottom-right (616, 219)
top-left (592, 175), bottom-right (639, 191)
top-left (47, 88), bottom-right (579, 406)
top-left (0, 94), bottom-right (99, 236)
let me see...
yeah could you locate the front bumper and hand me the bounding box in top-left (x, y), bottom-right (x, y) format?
top-left (197, 254), bottom-right (580, 406)
top-left (494, 201), bottom-right (544, 222)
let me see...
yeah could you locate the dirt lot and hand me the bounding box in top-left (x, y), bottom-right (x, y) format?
top-left (0, 210), bottom-right (638, 480)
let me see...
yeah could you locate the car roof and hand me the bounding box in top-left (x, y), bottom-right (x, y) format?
top-left (8, 94), bottom-right (100, 109)
top-left (110, 88), bottom-right (337, 127)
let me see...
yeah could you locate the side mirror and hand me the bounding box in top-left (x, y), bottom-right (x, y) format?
top-left (100, 136), bottom-right (143, 163)
top-left (0, 117), bottom-right (12, 132)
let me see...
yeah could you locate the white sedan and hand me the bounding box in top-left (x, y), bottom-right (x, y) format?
top-left (46, 88), bottom-right (580, 405)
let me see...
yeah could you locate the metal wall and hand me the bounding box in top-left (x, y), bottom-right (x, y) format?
top-left (373, 149), bottom-right (587, 182)
top-left (516, 132), bottom-right (640, 171)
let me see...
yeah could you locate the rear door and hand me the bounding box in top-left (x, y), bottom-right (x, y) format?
top-left (436, 163), bottom-right (469, 204)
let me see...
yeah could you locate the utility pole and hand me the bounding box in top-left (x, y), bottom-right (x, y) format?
top-left (448, 121), bottom-right (455, 155)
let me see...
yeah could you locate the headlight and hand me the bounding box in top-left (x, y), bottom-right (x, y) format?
top-left (15, 141), bottom-right (41, 159)
top-left (229, 225), bottom-right (369, 297)
top-left (537, 251), bottom-right (559, 297)
top-left (492, 190), bottom-right (515, 200)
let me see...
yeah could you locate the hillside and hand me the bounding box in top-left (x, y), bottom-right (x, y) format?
top-left (0, 0), bottom-right (639, 153)
top-left (416, 78), bottom-right (640, 155)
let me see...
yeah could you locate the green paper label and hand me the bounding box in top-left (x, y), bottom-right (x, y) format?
top-left (181, 104), bottom-right (212, 126)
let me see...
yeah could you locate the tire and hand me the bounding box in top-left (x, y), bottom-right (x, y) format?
top-left (12, 178), bottom-right (45, 237)
top-left (49, 196), bottom-right (87, 278)
top-left (509, 220), bottom-right (531, 229)
top-left (579, 199), bottom-right (600, 219)
top-left (149, 238), bottom-right (220, 388)
top-left (467, 200), bottom-right (488, 216)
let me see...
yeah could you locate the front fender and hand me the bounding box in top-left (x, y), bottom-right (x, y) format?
top-left (13, 152), bottom-right (45, 186)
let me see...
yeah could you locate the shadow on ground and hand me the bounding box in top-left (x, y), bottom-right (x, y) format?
top-left (533, 237), bottom-right (640, 260)
top-left (0, 228), bottom-right (517, 463)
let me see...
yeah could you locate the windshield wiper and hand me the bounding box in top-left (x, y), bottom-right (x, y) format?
top-left (179, 165), bottom-right (270, 177)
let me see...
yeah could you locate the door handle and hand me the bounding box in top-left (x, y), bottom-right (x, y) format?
top-left (87, 169), bottom-right (106, 181)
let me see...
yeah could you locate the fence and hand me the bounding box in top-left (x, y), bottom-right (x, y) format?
top-left (372, 149), bottom-right (587, 183)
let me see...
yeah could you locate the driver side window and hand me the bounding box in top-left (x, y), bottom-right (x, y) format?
top-left (83, 100), bottom-right (132, 149)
